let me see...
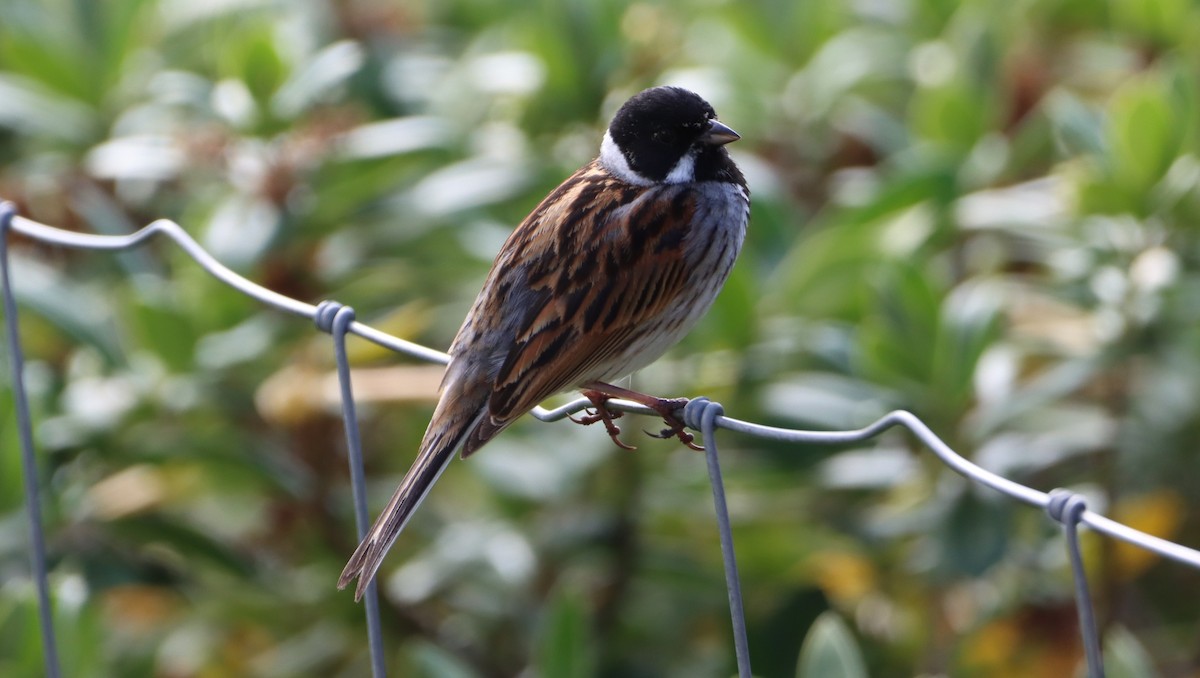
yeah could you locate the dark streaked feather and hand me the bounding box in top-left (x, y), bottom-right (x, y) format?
top-left (337, 370), bottom-right (488, 600)
top-left (472, 164), bottom-right (709, 425)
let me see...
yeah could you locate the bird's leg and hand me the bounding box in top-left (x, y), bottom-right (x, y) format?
top-left (569, 389), bottom-right (635, 450)
top-left (581, 381), bottom-right (702, 451)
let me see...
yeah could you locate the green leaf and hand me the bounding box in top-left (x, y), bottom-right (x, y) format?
top-left (534, 584), bottom-right (595, 678)
top-left (1104, 625), bottom-right (1161, 678)
top-left (399, 638), bottom-right (480, 678)
top-left (910, 81), bottom-right (994, 153)
top-left (939, 492), bottom-right (1011, 577)
top-left (1107, 74), bottom-right (1184, 198)
top-left (9, 257), bottom-right (124, 365)
top-left (931, 280), bottom-right (1002, 402)
top-left (271, 40), bottom-right (365, 119)
top-left (127, 295), bottom-right (196, 372)
top-left (227, 29), bottom-right (288, 109)
top-left (795, 612), bottom-right (868, 678)
top-left (1110, 0), bottom-right (1193, 46)
top-left (107, 515), bottom-right (254, 578)
top-left (859, 261), bottom-right (943, 388)
top-left (0, 73), bottom-right (96, 142)
top-left (0, 387), bottom-right (28, 513)
top-left (1045, 89), bottom-right (1106, 156)
top-left (0, 591), bottom-right (43, 677)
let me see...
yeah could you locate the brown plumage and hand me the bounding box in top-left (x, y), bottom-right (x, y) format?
top-left (339, 86), bottom-right (749, 600)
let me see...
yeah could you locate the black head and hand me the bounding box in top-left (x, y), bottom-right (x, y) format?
top-left (604, 86), bottom-right (741, 184)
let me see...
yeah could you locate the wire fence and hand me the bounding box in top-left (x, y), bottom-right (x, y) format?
top-left (3, 199), bottom-right (1200, 678)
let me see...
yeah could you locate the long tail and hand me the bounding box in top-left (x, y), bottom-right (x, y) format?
top-left (337, 387), bottom-right (487, 601)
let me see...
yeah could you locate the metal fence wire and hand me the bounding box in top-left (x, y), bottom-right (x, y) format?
top-left (3, 200), bottom-right (1200, 678)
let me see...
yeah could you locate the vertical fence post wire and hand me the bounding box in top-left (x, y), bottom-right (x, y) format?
top-left (1047, 490), bottom-right (1105, 678)
top-left (685, 397), bottom-right (752, 678)
top-left (0, 203), bottom-right (62, 678)
top-left (316, 301), bottom-right (387, 677)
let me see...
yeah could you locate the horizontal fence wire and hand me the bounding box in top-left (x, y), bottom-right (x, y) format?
top-left (4, 200), bottom-right (1200, 677)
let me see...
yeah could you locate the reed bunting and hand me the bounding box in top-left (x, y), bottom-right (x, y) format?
top-left (339, 86), bottom-right (749, 599)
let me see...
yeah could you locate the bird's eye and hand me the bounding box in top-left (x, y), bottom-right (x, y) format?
top-left (652, 129), bottom-right (677, 144)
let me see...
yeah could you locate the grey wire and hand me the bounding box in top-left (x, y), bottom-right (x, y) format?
top-left (703, 409), bottom-right (1200, 570)
top-left (8, 214), bottom-right (450, 366)
top-left (1048, 490), bottom-right (1105, 678)
top-left (315, 302), bottom-right (387, 677)
top-left (6, 207), bottom-right (1200, 674)
top-left (685, 397), bottom-right (752, 678)
top-left (530, 395), bottom-right (655, 422)
top-left (0, 203), bottom-right (62, 678)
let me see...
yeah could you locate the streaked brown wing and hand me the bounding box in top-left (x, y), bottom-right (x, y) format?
top-left (484, 171), bottom-right (698, 425)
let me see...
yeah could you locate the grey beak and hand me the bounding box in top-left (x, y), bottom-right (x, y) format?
top-left (701, 119), bottom-right (740, 146)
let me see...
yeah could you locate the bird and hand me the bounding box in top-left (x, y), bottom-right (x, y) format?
top-left (338, 86), bottom-right (749, 600)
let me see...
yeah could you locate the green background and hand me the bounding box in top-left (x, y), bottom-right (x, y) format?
top-left (1, 0), bottom-right (1199, 675)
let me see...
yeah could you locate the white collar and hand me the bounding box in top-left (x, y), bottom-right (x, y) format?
top-left (598, 131), bottom-right (653, 186)
top-left (598, 131), bottom-right (698, 185)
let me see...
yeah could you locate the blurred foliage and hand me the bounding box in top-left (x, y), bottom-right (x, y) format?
top-left (1, 0), bottom-right (1200, 675)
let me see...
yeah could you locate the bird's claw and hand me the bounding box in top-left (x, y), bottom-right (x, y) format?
top-left (608, 427), bottom-right (637, 451)
top-left (569, 396), bottom-right (635, 450)
top-left (644, 422), bottom-right (703, 451)
top-left (568, 407), bottom-right (622, 427)
top-left (572, 387), bottom-right (701, 451)
top-left (643, 397), bottom-right (703, 451)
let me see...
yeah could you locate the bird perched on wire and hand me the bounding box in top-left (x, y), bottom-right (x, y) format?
top-left (339, 86), bottom-right (749, 600)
